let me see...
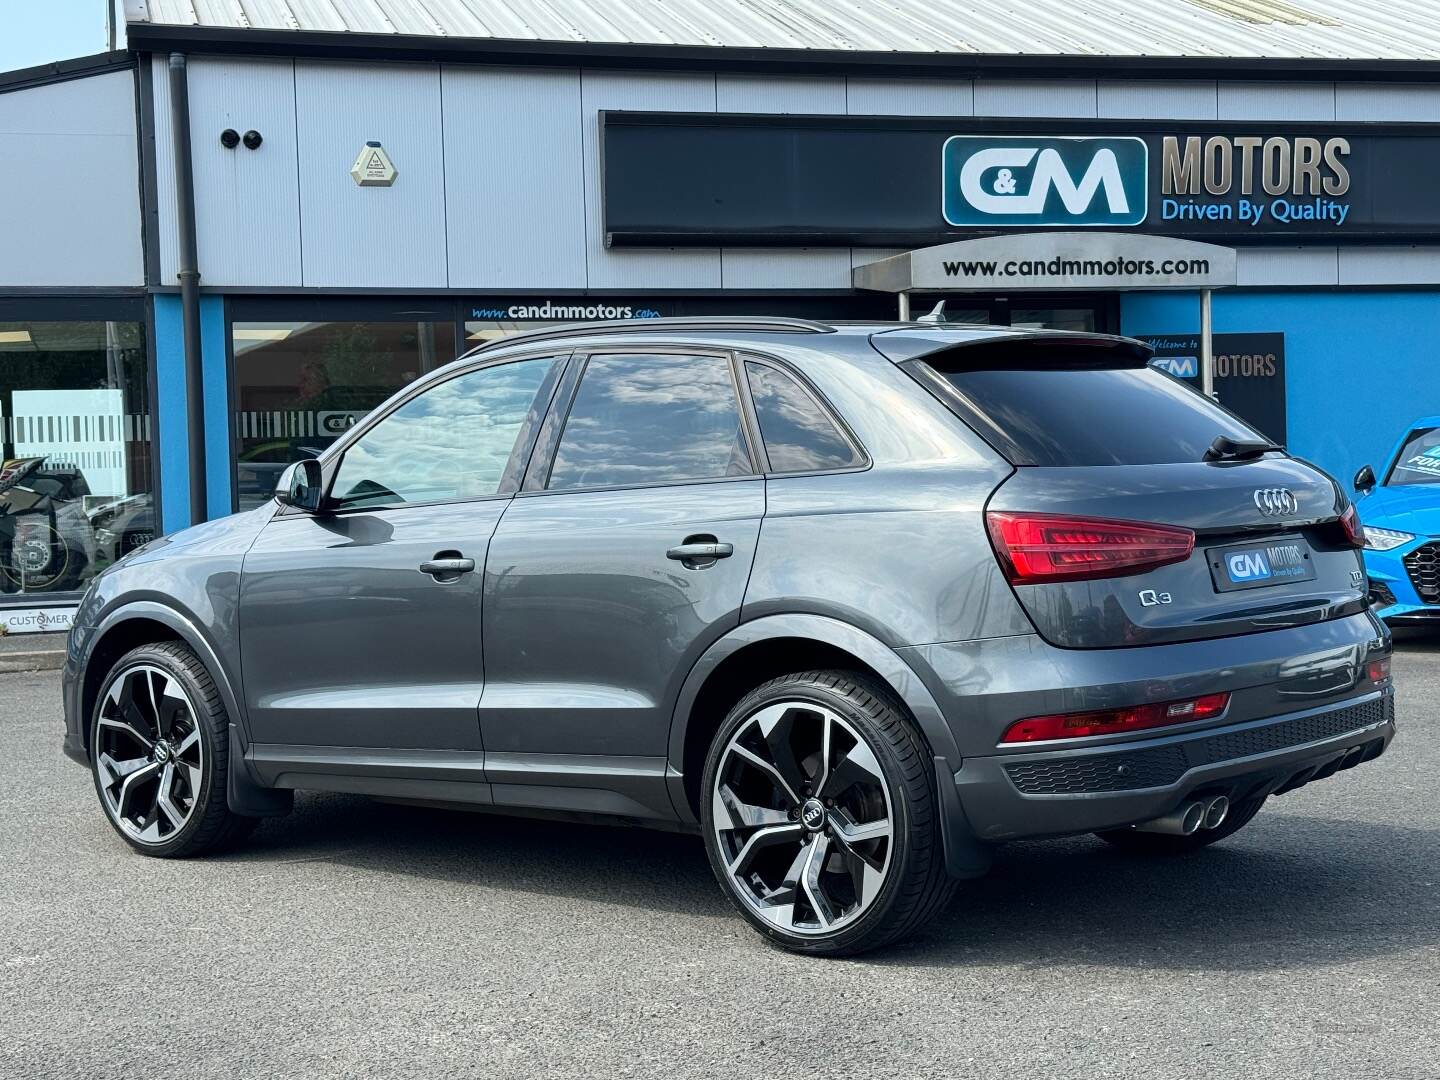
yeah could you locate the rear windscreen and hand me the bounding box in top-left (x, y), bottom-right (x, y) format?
top-left (931, 365), bottom-right (1265, 467)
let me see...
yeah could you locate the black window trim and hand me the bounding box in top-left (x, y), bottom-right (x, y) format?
top-left (521, 345), bottom-right (764, 498)
top-left (272, 347), bottom-right (571, 517)
top-left (736, 351), bottom-right (871, 478)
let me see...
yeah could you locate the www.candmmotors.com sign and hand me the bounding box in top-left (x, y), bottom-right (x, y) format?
top-left (600, 113), bottom-right (1422, 247)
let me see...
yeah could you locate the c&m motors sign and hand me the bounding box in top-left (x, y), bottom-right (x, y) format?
top-left (942, 136), bottom-right (1148, 228)
top-left (601, 113), bottom-right (1435, 247)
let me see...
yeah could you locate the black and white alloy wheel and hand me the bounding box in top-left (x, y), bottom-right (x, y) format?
top-left (702, 671), bottom-right (956, 956)
top-left (91, 642), bottom-right (258, 857)
top-left (95, 663), bottom-right (204, 845)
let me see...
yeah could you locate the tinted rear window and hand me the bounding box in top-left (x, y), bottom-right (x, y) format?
top-left (931, 365), bottom-right (1265, 467)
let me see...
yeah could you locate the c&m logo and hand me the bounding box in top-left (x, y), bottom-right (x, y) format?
top-left (942, 136), bottom-right (1149, 228)
top-left (1150, 356), bottom-right (1198, 379)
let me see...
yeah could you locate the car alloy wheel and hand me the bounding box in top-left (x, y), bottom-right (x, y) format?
top-left (710, 699), bottom-right (894, 936)
top-left (94, 664), bottom-right (205, 845)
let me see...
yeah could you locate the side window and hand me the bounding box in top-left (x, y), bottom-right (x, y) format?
top-left (547, 353), bottom-right (753, 490)
top-left (745, 361), bottom-right (862, 473)
top-left (330, 356), bottom-right (558, 509)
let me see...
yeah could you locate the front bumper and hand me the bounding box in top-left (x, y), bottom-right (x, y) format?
top-left (1365, 540), bottom-right (1440, 624)
top-left (952, 690), bottom-right (1394, 841)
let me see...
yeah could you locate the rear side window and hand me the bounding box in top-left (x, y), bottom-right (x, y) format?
top-left (548, 353), bottom-right (753, 490)
top-left (744, 361), bottom-right (861, 473)
top-left (929, 364), bottom-right (1265, 467)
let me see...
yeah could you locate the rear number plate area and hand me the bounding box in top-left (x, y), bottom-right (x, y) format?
top-left (1208, 537), bottom-right (1316, 592)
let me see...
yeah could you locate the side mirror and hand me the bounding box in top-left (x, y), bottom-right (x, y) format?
top-left (276, 459), bottom-right (327, 514)
top-left (1354, 464), bottom-right (1377, 495)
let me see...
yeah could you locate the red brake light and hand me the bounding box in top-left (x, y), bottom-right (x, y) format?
top-left (985, 512), bottom-right (1195, 585)
top-left (1339, 504), bottom-right (1366, 549)
top-left (1367, 658), bottom-right (1391, 684)
top-left (1000, 693), bottom-right (1231, 744)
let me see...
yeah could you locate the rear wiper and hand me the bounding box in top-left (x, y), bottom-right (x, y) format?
top-left (1203, 434), bottom-right (1282, 462)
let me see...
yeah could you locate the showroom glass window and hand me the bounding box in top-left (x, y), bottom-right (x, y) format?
top-left (0, 320), bottom-right (152, 599)
top-left (231, 320), bottom-right (457, 511)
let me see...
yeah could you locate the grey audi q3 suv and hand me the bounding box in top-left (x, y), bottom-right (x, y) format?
top-left (61, 318), bottom-right (1395, 955)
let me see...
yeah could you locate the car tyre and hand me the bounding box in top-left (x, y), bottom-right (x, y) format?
top-left (1093, 795), bottom-right (1267, 854)
top-left (701, 670), bottom-right (956, 957)
top-left (91, 641), bottom-right (259, 857)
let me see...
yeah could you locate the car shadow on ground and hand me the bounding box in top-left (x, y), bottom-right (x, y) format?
top-left (230, 793), bottom-right (1440, 970)
top-left (890, 814), bottom-right (1440, 971)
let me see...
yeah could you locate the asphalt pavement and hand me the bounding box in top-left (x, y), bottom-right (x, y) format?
top-left (2, 637), bottom-right (1438, 1080)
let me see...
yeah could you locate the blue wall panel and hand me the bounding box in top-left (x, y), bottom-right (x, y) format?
top-left (153, 294), bottom-right (232, 534)
top-left (1122, 290), bottom-right (1440, 494)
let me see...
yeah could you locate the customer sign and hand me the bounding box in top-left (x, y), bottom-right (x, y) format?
top-left (602, 113), bottom-right (1438, 247)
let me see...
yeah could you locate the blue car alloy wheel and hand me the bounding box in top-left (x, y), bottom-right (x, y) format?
top-left (1358, 418), bottom-right (1440, 625)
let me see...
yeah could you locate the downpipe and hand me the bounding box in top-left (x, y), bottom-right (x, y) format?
top-left (1132, 795), bottom-right (1229, 836)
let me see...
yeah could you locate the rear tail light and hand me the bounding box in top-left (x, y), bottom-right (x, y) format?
top-left (1339, 504), bottom-right (1366, 549)
top-left (1000, 693), bottom-right (1231, 744)
top-left (1367, 657), bottom-right (1391, 684)
top-left (985, 512), bottom-right (1195, 585)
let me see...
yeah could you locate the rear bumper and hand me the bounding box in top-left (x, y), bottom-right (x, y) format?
top-left (951, 690), bottom-right (1394, 841)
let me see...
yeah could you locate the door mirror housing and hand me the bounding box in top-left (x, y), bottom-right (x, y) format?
top-left (276, 459), bottom-right (328, 514)
top-left (1354, 464), bottom-right (1377, 495)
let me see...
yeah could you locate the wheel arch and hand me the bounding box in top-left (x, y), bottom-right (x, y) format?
top-left (81, 602), bottom-right (246, 756)
top-left (665, 614), bottom-right (960, 824)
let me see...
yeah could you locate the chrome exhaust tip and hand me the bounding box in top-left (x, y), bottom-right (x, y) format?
top-left (1202, 795), bottom-right (1230, 830)
top-left (1133, 800), bottom-right (1205, 836)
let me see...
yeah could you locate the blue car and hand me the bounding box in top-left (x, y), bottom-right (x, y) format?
top-left (1357, 418), bottom-right (1440, 625)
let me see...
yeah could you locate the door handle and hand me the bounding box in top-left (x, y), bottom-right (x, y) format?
top-left (419, 553), bottom-right (475, 581)
top-left (666, 537), bottom-right (733, 567)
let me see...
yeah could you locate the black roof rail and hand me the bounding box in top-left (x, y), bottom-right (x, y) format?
top-left (463, 316), bottom-right (835, 356)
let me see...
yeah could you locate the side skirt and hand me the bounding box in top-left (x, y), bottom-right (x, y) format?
top-left (247, 745), bottom-right (678, 823)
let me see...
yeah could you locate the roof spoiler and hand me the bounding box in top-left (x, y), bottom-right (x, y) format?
top-left (870, 327), bottom-right (1154, 369)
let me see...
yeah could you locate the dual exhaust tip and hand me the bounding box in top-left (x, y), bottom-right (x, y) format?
top-left (1133, 795), bottom-right (1230, 836)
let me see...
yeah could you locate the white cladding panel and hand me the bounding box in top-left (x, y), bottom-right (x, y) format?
top-left (442, 66), bottom-right (587, 289)
top-left (580, 70), bottom-right (720, 290)
top-left (715, 75), bottom-right (846, 113)
top-left (295, 61), bottom-right (448, 288)
top-left (1218, 82), bottom-right (1336, 121)
top-left (844, 78), bottom-right (974, 116)
top-left (1236, 247), bottom-right (1340, 287)
top-left (152, 57), bottom-right (304, 287)
top-left (0, 71), bottom-right (143, 287)
top-left (1097, 80), bottom-right (1217, 120)
top-left (973, 79), bottom-right (1097, 118)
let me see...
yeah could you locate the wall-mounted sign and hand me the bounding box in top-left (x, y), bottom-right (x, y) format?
top-left (467, 299), bottom-right (670, 322)
top-left (855, 233), bottom-right (1235, 292)
top-left (350, 141), bottom-right (398, 187)
top-left (601, 113), bottom-right (1438, 247)
top-left (942, 136), bottom-right (1149, 228)
top-left (1141, 332), bottom-right (1287, 444)
top-left (0, 605), bottom-right (75, 635)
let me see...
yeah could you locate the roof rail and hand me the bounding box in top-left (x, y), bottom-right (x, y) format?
top-left (464, 316), bottom-right (835, 355)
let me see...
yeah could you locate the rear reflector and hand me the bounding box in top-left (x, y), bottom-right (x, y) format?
top-left (1000, 693), bottom-right (1231, 744)
top-left (1340, 504), bottom-right (1366, 549)
top-left (985, 512), bottom-right (1195, 585)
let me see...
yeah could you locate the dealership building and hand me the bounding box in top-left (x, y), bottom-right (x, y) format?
top-left (2, 0), bottom-right (1440, 630)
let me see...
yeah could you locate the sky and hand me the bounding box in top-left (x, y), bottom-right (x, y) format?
top-left (0, 0), bottom-right (118, 74)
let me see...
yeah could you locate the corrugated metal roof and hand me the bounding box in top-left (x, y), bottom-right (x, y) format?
top-left (123, 0), bottom-right (1440, 60)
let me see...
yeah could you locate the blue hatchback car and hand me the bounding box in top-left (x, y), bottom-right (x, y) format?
top-left (1357, 418), bottom-right (1440, 625)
